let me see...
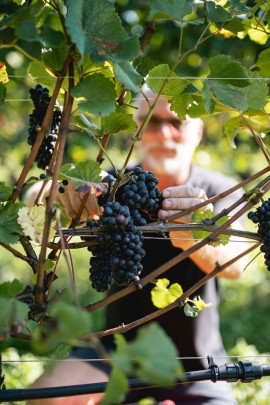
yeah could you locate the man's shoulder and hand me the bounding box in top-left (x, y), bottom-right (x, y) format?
top-left (190, 164), bottom-right (238, 187)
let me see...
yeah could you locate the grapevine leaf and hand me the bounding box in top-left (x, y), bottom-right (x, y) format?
top-left (170, 94), bottom-right (207, 119)
top-left (0, 279), bottom-right (24, 298)
top-left (33, 302), bottom-right (92, 354)
top-left (146, 64), bottom-right (189, 96)
top-left (42, 47), bottom-right (69, 73)
top-left (0, 202), bottom-right (24, 244)
top-left (27, 62), bottom-right (56, 89)
top-left (209, 82), bottom-right (248, 111)
top-left (223, 18), bottom-right (245, 34)
top-left (151, 278), bottom-right (183, 309)
top-left (243, 72), bottom-right (269, 112)
top-left (112, 323), bottom-right (183, 386)
top-left (192, 210), bottom-right (230, 246)
top-left (256, 49), bottom-right (270, 78)
top-left (100, 367), bottom-right (128, 405)
top-left (202, 81), bottom-right (214, 113)
top-left (208, 55), bottom-right (250, 88)
top-left (72, 114), bottom-right (101, 138)
top-left (60, 161), bottom-right (103, 189)
top-left (114, 61), bottom-right (142, 93)
top-left (0, 297), bottom-right (29, 336)
top-left (129, 322), bottom-right (183, 385)
top-left (17, 206), bottom-right (56, 245)
top-left (0, 182), bottom-right (12, 201)
top-left (0, 63), bottom-right (9, 84)
top-left (192, 296), bottom-right (212, 311)
top-left (39, 25), bottom-right (65, 48)
top-left (15, 19), bottom-right (40, 42)
top-left (112, 36), bottom-right (141, 62)
top-left (0, 83), bottom-right (7, 106)
top-left (101, 110), bottom-right (137, 134)
top-left (66, 0), bottom-right (128, 61)
top-left (205, 1), bottom-right (232, 23)
top-left (184, 302), bottom-right (199, 318)
top-left (71, 74), bottom-right (116, 116)
top-left (0, 0), bottom-right (43, 29)
top-left (148, 0), bottom-right (192, 21)
top-left (224, 116), bottom-right (243, 147)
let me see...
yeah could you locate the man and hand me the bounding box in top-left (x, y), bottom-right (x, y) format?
top-left (27, 90), bottom-right (247, 404)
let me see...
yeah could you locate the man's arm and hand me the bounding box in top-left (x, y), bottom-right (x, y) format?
top-left (159, 185), bottom-right (249, 280)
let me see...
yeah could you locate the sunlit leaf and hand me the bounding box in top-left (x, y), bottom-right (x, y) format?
top-left (60, 161), bottom-right (104, 189)
top-left (147, 64), bottom-right (189, 96)
top-left (101, 110), bottom-right (137, 133)
top-left (151, 278), bottom-right (183, 309)
top-left (0, 63), bottom-right (9, 84)
top-left (0, 279), bottom-right (24, 298)
top-left (208, 55), bottom-right (250, 88)
top-left (17, 206), bottom-right (56, 245)
top-left (256, 49), bottom-right (270, 78)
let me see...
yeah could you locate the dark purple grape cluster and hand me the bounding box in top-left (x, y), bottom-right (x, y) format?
top-left (28, 84), bottom-right (62, 170)
top-left (248, 199), bottom-right (270, 270)
top-left (122, 167), bottom-right (163, 223)
top-left (89, 201), bottom-right (145, 292)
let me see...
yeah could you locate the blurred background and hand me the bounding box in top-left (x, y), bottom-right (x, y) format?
top-left (1, 0), bottom-right (270, 403)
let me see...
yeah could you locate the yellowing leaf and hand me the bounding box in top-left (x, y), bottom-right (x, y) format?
top-left (0, 63), bottom-right (9, 84)
top-left (151, 278), bottom-right (183, 309)
top-left (193, 296), bottom-right (212, 311)
top-left (17, 206), bottom-right (56, 244)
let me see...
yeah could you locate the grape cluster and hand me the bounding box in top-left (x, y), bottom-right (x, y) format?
top-left (122, 167), bottom-right (163, 223)
top-left (28, 84), bottom-right (62, 170)
top-left (248, 199), bottom-right (270, 270)
top-left (89, 202), bottom-right (145, 292)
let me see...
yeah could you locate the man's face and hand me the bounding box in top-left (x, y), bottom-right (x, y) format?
top-left (136, 96), bottom-right (202, 176)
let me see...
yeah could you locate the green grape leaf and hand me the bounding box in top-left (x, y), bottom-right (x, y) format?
top-left (27, 62), bottom-right (56, 89)
top-left (202, 81), bottom-right (215, 113)
top-left (243, 72), bottom-right (269, 112)
top-left (256, 49), bottom-right (270, 78)
top-left (112, 323), bottom-right (183, 386)
top-left (33, 302), bottom-right (92, 354)
top-left (60, 161), bottom-right (103, 189)
top-left (205, 1), bottom-right (232, 23)
top-left (101, 110), bottom-right (137, 134)
top-left (0, 202), bottom-right (24, 244)
top-left (39, 25), bottom-right (65, 48)
top-left (0, 297), bottom-right (29, 336)
top-left (184, 302), bottom-right (199, 317)
top-left (0, 83), bottom-right (7, 106)
top-left (72, 114), bottom-right (101, 138)
top-left (114, 61), bottom-right (142, 93)
top-left (42, 47), bottom-right (69, 73)
top-left (101, 367), bottom-right (128, 405)
top-left (112, 36), bottom-right (141, 62)
top-left (15, 19), bottom-right (40, 42)
top-left (0, 182), bottom-right (12, 202)
top-left (208, 55), bottom-right (250, 88)
top-left (71, 74), bottom-right (116, 116)
top-left (0, 279), bottom-right (24, 298)
top-left (170, 94), bottom-right (207, 119)
top-left (223, 18), bottom-right (245, 34)
top-left (192, 210), bottom-right (230, 246)
top-left (66, 0), bottom-right (127, 59)
top-left (130, 322), bottom-right (183, 385)
top-left (209, 82), bottom-right (248, 111)
top-left (148, 0), bottom-right (192, 21)
top-left (151, 278), bottom-right (183, 309)
top-left (224, 116), bottom-right (243, 148)
top-left (147, 64), bottom-right (189, 96)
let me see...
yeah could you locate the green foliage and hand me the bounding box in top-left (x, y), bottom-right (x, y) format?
top-left (111, 322), bottom-right (183, 386)
top-left (0, 201), bottom-right (24, 244)
top-left (60, 160), bottom-right (102, 187)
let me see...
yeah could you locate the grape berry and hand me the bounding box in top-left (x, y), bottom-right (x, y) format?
top-left (88, 168), bottom-right (163, 292)
top-left (248, 199), bottom-right (270, 271)
top-left (28, 84), bottom-right (62, 170)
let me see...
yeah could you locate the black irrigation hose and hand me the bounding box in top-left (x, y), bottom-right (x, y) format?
top-left (1, 358), bottom-right (270, 402)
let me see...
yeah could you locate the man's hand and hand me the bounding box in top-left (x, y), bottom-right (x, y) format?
top-left (158, 185), bottom-right (213, 223)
